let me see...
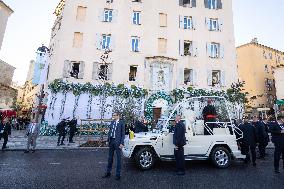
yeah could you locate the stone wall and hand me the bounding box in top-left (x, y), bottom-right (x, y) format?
top-left (0, 84), bottom-right (17, 109)
top-left (0, 59), bottom-right (15, 85)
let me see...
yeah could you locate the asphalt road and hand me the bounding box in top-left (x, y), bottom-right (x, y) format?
top-left (0, 149), bottom-right (283, 189)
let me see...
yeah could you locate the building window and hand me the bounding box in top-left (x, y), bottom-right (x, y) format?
top-left (158, 38), bottom-right (167, 54)
top-left (205, 0), bottom-right (222, 9)
top-left (76, 6), bottom-right (87, 21)
top-left (206, 18), bottom-right (219, 31)
top-left (129, 66), bottom-right (137, 81)
top-left (208, 43), bottom-right (220, 58)
top-left (264, 65), bottom-right (269, 73)
top-left (184, 41), bottom-right (192, 56)
top-left (263, 50), bottom-right (267, 59)
top-left (212, 70), bottom-right (220, 86)
top-left (63, 61), bottom-right (85, 79)
top-left (99, 65), bottom-right (108, 80)
top-left (103, 9), bottom-right (113, 22)
top-left (102, 34), bottom-right (111, 50)
top-left (131, 37), bottom-right (140, 52)
top-left (184, 69), bottom-right (193, 85)
top-left (133, 11), bottom-right (141, 25)
top-left (73, 32), bottom-right (83, 48)
top-left (179, 0), bottom-right (196, 7)
top-left (183, 16), bottom-right (192, 29)
top-left (70, 62), bottom-right (80, 79)
top-left (159, 13), bottom-right (167, 27)
top-left (269, 52), bottom-right (273, 59)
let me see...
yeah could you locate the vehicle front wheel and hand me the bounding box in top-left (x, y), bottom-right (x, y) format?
top-left (210, 146), bottom-right (231, 169)
top-left (135, 147), bottom-right (156, 170)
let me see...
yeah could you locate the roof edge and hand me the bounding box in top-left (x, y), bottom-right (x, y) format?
top-left (237, 42), bottom-right (284, 55)
top-left (0, 1), bottom-right (14, 13)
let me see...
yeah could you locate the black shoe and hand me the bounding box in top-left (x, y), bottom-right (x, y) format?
top-left (275, 169), bottom-right (280, 173)
top-left (60, 143), bottom-right (65, 145)
top-left (102, 173), bottom-right (111, 178)
top-left (57, 143), bottom-right (60, 146)
top-left (115, 176), bottom-right (121, 180)
top-left (24, 150), bottom-right (29, 153)
top-left (253, 162), bottom-right (256, 167)
top-left (31, 150), bottom-right (35, 153)
top-left (69, 141), bottom-right (75, 143)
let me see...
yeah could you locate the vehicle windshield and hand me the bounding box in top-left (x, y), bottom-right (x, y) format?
top-left (158, 96), bottom-right (231, 130)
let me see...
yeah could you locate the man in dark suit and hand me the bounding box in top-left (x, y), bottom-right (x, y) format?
top-left (134, 116), bottom-right (148, 133)
top-left (252, 116), bottom-right (269, 159)
top-left (68, 117), bottom-right (78, 143)
top-left (0, 117), bottom-right (11, 151)
top-left (269, 116), bottom-right (284, 173)
top-left (173, 115), bottom-right (186, 175)
top-left (239, 116), bottom-right (258, 166)
top-left (56, 119), bottom-right (67, 146)
top-left (102, 112), bottom-right (125, 180)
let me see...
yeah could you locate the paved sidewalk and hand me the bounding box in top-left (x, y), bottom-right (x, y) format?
top-left (2, 130), bottom-right (106, 150)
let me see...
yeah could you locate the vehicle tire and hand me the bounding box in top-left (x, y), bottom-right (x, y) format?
top-left (134, 147), bottom-right (156, 170)
top-left (210, 146), bottom-right (231, 169)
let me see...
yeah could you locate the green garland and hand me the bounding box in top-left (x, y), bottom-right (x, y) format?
top-left (48, 79), bottom-right (148, 98)
top-left (145, 92), bottom-right (174, 120)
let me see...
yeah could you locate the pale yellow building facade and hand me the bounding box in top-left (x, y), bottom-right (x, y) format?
top-left (47, 0), bottom-right (238, 91)
top-left (274, 65), bottom-right (284, 101)
top-left (237, 38), bottom-right (284, 111)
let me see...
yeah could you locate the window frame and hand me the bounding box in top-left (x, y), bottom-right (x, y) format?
top-left (210, 43), bottom-right (220, 58)
top-left (183, 16), bottom-right (192, 29)
top-left (103, 9), bottom-right (113, 22)
top-left (131, 36), bottom-right (140, 52)
top-left (133, 11), bottom-right (141, 25)
top-left (102, 34), bottom-right (111, 50)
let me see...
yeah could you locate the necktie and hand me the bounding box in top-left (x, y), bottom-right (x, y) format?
top-left (112, 122), bottom-right (117, 137)
top-left (30, 124), bottom-right (34, 134)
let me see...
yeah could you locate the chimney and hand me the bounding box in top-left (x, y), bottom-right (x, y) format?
top-left (251, 38), bottom-right (258, 44)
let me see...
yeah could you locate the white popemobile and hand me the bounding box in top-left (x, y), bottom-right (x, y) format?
top-left (122, 96), bottom-right (245, 170)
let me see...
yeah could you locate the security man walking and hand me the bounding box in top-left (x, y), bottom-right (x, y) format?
top-left (269, 116), bottom-right (284, 173)
top-left (252, 116), bottom-right (269, 159)
top-left (239, 116), bottom-right (258, 166)
top-left (173, 115), bottom-right (186, 175)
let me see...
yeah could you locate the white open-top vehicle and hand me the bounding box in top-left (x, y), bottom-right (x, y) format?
top-left (122, 96), bottom-right (245, 170)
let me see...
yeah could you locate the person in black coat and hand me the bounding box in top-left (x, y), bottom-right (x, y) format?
top-left (269, 116), bottom-right (284, 173)
top-left (68, 118), bottom-right (78, 143)
top-left (252, 116), bottom-right (269, 159)
top-left (134, 117), bottom-right (148, 133)
top-left (56, 119), bottom-right (67, 146)
top-left (0, 117), bottom-right (12, 150)
top-left (239, 116), bottom-right (258, 166)
top-left (202, 99), bottom-right (217, 135)
top-left (173, 115), bottom-right (186, 175)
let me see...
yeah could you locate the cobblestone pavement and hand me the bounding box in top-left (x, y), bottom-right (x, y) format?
top-left (2, 130), bottom-right (104, 150)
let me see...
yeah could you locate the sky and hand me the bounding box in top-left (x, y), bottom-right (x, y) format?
top-left (0, 0), bottom-right (284, 85)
